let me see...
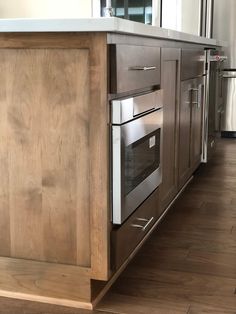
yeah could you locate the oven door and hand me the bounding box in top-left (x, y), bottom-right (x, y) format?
top-left (112, 109), bottom-right (163, 224)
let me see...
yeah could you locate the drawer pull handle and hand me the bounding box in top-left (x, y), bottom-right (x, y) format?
top-left (136, 218), bottom-right (149, 222)
top-left (131, 217), bottom-right (154, 231)
top-left (129, 66), bottom-right (157, 71)
top-left (131, 224), bottom-right (144, 229)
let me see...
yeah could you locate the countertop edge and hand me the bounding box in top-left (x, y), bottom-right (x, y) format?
top-left (0, 17), bottom-right (227, 47)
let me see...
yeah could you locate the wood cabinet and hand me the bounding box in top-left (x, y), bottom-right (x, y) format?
top-left (0, 31), bottom-right (210, 310)
top-left (179, 79), bottom-right (193, 187)
top-left (109, 44), bottom-right (161, 94)
top-left (178, 78), bottom-right (204, 188)
top-left (0, 32), bottom-right (111, 309)
top-left (160, 48), bottom-right (181, 210)
top-left (191, 79), bottom-right (204, 171)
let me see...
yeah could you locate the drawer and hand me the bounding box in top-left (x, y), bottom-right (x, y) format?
top-left (181, 49), bottom-right (205, 81)
top-left (110, 44), bottom-right (161, 94)
top-left (111, 189), bottom-right (161, 270)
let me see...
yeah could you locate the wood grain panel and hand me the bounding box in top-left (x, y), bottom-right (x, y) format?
top-left (89, 34), bottom-right (110, 280)
top-left (178, 80), bottom-right (193, 188)
top-left (7, 50), bottom-right (44, 260)
top-left (0, 32), bottom-right (109, 280)
top-left (161, 61), bottom-right (177, 206)
top-left (0, 53), bottom-right (11, 256)
top-left (0, 33), bottom-right (92, 49)
top-left (41, 49), bottom-right (89, 265)
top-left (0, 48), bottom-right (91, 266)
top-left (190, 79), bottom-right (203, 172)
top-left (75, 50), bottom-right (91, 267)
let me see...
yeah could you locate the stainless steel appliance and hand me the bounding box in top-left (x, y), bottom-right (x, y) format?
top-left (213, 0), bottom-right (236, 136)
top-left (213, 0), bottom-right (236, 69)
top-left (221, 70), bottom-right (236, 136)
top-left (202, 49), bottom-right (226, 162)
top-left (111, 90), bottom-right (163, 224)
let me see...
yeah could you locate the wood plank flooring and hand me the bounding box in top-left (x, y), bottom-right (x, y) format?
top-left (0, 138), bottom-right (236, 313)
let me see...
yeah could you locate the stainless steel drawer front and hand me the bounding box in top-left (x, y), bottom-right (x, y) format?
top-left (112, 90), bottom-right (163, 124)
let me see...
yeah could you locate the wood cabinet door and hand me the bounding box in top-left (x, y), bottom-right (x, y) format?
top-left (178, 79), bottom-right (193, 188)
top-left (160, 48), bottom-right (180, 210)
top-left (191, 78), bottom-right (204, 171)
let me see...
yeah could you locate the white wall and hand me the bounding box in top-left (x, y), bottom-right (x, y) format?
top-left (0, 0), bottom-right (92, 18)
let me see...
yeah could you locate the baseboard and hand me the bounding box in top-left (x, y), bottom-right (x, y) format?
top-left (0, 290), bottom-right (93, 310)
top-left (0, 257), bottom-right (92, 310)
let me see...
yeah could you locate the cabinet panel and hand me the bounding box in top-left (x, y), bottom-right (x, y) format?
top-left (179, 77), bottom-right (204, 188)
top-left (179, 80), bottom-right (192, 188)
top-left (160, 48), bottom-right (180, 210)
top-left (0, 48), bottom-right (91, 265)
top-left (191, 79), bottom-right (204, 171)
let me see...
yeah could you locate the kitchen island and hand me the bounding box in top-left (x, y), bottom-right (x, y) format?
top-left (0, 17), bottom-right (223, 310)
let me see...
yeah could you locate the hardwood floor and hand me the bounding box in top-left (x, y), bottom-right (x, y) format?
top-left (1, 138), bottom-right (236, 313)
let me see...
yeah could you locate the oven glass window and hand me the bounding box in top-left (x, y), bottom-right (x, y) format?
top-left (124, 129), bottom-right (160, 195)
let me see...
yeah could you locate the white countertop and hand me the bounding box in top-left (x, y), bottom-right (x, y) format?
top-left (0, 17), bottom-right (226, 47)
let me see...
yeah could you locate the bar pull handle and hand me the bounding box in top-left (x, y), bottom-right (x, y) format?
top-left (222, 75), bottom-right (236, 78)
top-left (129, 66), bottom-right (157, 71)
top-left (190, 88), bottom-right (201, 108)
top-left (131, 217), bottom-right (154, 231)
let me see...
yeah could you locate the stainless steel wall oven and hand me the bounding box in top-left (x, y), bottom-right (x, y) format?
top-left (111, 90), bottom-right (163, 224)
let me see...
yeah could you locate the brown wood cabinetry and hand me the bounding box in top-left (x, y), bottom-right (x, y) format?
top-left (178, 78), bottom-right (204, 188)
top-left (109, 44), bottom-right (161, 94)
top-left (0, 31), bottom-right (209, 310)
top-left (161, 47), bottom-right (205, 200)
top-left (178, 48), bottom-right (205, 189)
top-left (179, 79), bottom-right (193, 187)
top-left (191, 79), bottom-right (204, 171)
top-left (0, 32), bottom-right (110, 308)
top-left (160, 48), bottom-right (181, 210)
